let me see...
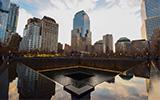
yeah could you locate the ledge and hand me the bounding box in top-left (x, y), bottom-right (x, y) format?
top-left (64, 84), bottom-right (94, 97)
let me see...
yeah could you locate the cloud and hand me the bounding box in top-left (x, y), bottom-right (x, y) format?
top-left (17, 8), bottom-right (33, 36)
top-left (90, 6), bottom-right (142, 44)
top-left (9, 78), bottom-right (19, 100)
top-left (19, 0), bottom-right (140, 12)
top-left (16, 0), bottom-right (142, 45)
top-left (92, 76), bottom-right (148, 100)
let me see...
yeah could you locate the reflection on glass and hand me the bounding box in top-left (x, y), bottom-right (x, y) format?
top-left (148, 61), bottom-right (160, 100)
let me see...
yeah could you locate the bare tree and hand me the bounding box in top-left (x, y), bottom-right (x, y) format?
top-left (151, 28), bottom-right (160, 57)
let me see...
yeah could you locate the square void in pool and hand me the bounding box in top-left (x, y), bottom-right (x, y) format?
top-left (65, 71), bottom-right (94, 80)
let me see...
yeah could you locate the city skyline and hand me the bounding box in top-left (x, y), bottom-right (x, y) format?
top-left (1, 1), bottom-right (160, 99)
top-left (11, 0), bottom-right (141, 45)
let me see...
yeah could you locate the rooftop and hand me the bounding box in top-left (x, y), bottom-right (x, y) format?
top-left (43, 16), bottom-right (56, 23)
top-left (117, 37), bottom-right (131, 43)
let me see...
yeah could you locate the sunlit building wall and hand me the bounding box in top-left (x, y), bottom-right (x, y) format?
top-left (19, 18), bottom-right (41, 52)
top-left (28, 20), bottom-right (41, 51)
top-left (0, 0), bottom-right (10, 43)
top-left (64, 44), bottom-right (71, 54)
top-left (103, 34), bottom-right (113, 53)
top-left (71, 29), bottom-right (81, 51)
top-left (41, 16), bottom-right (58, 52)
top-left (20, 16), bottom-right (58, 52)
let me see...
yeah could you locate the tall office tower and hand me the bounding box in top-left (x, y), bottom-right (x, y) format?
top-left (141, 0), bottom-right (160, 40)
top-left (71, 10), bottom-right (92, 52)
top-left (20, 16), bottom-right (58, 52)
top-left (103, 34), bottom-right (113, 53)
top-left (19, 18), bottom-right (41, 51)
top-left (0, 0), bottom-right (10, 43)
top-left (6, 3), bottom-right (19, 40)
top-left (41, 16), bottom-right (58, 52)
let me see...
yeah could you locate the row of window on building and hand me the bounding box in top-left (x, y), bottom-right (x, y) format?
top-left (19, 16), bottom-right (58, 52)
top-left (0, 0), bottom-right (19, 43)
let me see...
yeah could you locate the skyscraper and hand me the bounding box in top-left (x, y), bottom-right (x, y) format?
top-left (73, 10), bottom-right (90, 38)
top-left (103, 34), bottom-right (113, 53)
top-left (41, 16), bottom-right (58, 52)
top-left (19, 16), bottom-right (59, 52)
top-left (71, 10), bottom-right (92, 52)
top-left (6, 3), bottom-right (19, 40)
top-left (0, 0), bottom-right (10, 43)
top-left (19, 18), bottom-right (41, 51)
top-left (141, 0), bottom-right (160, 40)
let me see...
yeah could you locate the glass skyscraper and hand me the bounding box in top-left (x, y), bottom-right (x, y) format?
top-left (71, 10), bottom-right (92, 52)
top-left (73, 10), bottom-right (90, 37)
top-left (0, 0), bottom-right (10, 43)
top-left (6, 3), bottom-right (19, 33)
top-left (141, 0), bottom-right (160, 40)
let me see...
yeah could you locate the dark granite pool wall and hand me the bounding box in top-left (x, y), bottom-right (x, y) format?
top-left (15, 57), bottom-right (145, 73)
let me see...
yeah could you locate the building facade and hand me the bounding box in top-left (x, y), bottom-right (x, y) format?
top-left (141, 0), bottom-right (160, 40)
top-left (151, 28), bottom-right (160, 55)
top-left (19, 16), bottom-right (58, 52)
top-left (19, 18), bottom-right (41, 52)
top-left (6, 3), bottom-right (19, 41)
top-left (93, 40), bottom-right (103, 55)
top-left (103, 34), bottom-right (113, 53)
top-left (71, 10), bottom-right (92, 52)
top-left (6, 32), bottom-right (21, 51)
top-left (115, 37), bottom-right (131, 56)
top-left (41, 16), bottom-right (58, 52)
top-left (57, 42), bottom-right (63, 53)
top-left (0, 0), bottom-right (10, 43)
top-left (64, 44), bottom-right (71, 55)
top-left (73, 10), bottom-right (90, 37)
top-left (131, 39), bottom-right (149, 56)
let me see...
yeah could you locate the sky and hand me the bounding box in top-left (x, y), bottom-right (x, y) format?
top-left (11, 0), bottom-right (142, 45)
